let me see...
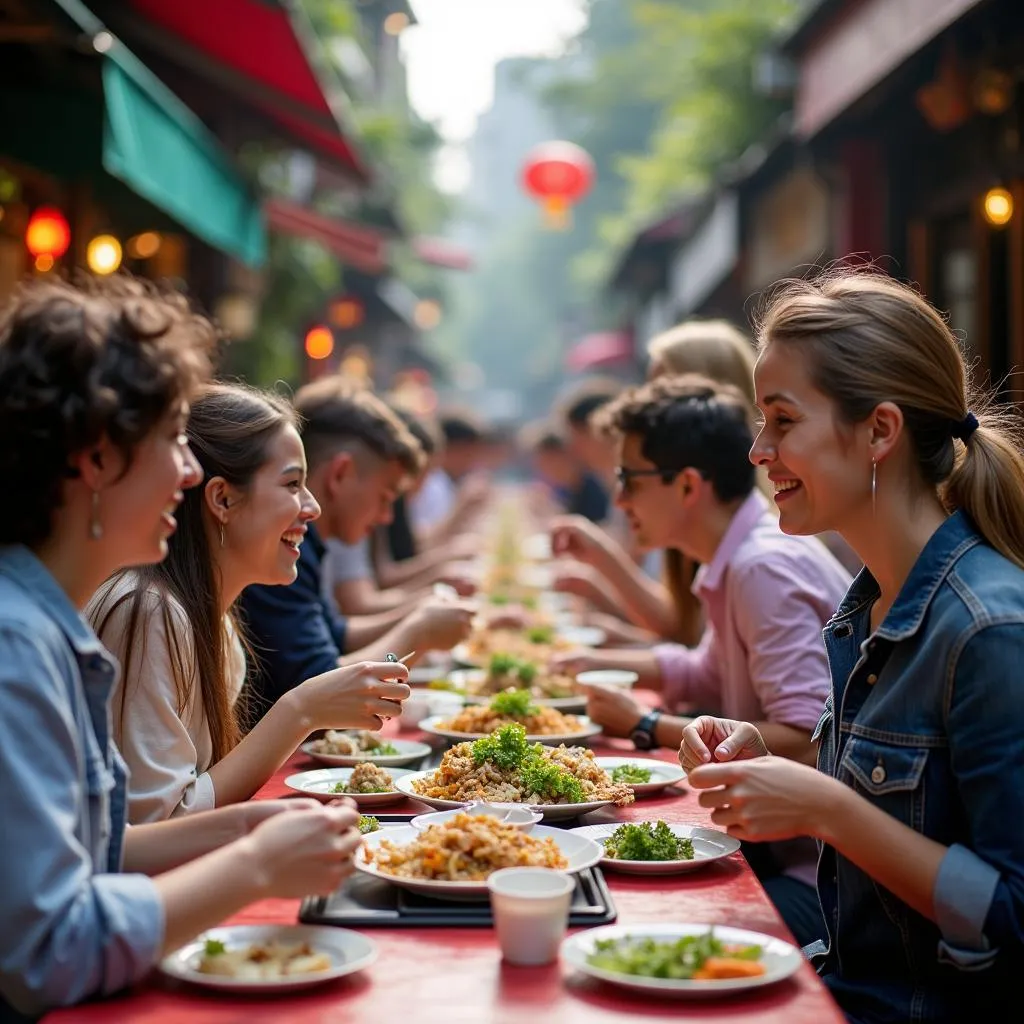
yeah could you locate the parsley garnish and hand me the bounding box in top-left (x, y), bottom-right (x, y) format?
top-left (603, 821), bottom-right (695, 862)
top-left (489, 688), bottom-right (538, 718)
top-left (470, 724), bottom-right (584, 802)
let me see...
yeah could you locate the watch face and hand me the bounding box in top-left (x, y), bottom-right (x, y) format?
top-left (631, 728), bottom-right (654, 751)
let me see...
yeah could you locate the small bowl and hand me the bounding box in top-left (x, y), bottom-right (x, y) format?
top-left (575, 670), bottom-right (638, 690)
top-left (410, 802), bottom-right (543, 833)
top-left (398, 691), bottom-right (464, 732)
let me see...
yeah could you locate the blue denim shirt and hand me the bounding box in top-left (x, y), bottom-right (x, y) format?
top-left (240, 523), bottom-right (348, 722)
top-left (0, 547), bottom-right (163, 1020)
top-left (814, 512), bottom-right (1024, 1022)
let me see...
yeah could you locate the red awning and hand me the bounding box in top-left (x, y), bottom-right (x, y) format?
top-left (565, 332), bottom-right (635, 373)
top-left (125, 0), bottom-right (369, 182)
top-left (413, 236), bottom-right (475, 271)
top-left (264, 198), bottom-right (387, 274)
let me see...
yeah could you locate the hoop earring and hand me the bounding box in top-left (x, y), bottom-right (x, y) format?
top-left (89, 490), bottom-right (103, 541)
top-left (219, 523), bottom-right (226, 548)
top-left (871, 459), bottom-right (877, 516)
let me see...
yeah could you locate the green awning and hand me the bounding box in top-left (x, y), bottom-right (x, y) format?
top-left (8, 0), bottom-right (266, 266)
top-left (100, 55), bottom-right (266, 266)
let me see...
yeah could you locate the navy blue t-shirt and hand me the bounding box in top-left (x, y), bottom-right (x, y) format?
top-left (239, 523), bottom-right (348, 721)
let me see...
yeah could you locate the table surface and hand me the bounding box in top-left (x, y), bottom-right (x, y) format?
top-left (46, 728), bottom-right (844, 1024)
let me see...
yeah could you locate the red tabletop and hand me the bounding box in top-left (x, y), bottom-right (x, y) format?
top-left (47, 731), bottom-right (843, 1024)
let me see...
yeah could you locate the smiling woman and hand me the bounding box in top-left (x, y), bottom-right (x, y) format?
top-left (89, 383), bottom-right (412, 822)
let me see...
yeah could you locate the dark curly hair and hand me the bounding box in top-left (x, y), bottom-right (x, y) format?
top-left (595, 373), bottom-right (756, 503)
top-left (0, 275), bottom-right (216, 548)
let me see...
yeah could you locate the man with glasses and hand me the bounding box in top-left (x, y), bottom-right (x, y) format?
top-left (552, 373), bottom-right (850, 947)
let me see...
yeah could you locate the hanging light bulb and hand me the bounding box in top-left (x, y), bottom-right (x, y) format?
top-left (86, 235), bottom-right (123, 274)
top-left (983, 187), bottom-right (1014, 227)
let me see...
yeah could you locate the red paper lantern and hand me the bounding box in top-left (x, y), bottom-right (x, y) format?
top-left (521, 142), bottom-right (595, 229)
top-left (26, 206), bottom-right (71, 259)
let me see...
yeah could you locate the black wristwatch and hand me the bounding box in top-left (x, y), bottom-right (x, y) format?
top-left (630, 709), bottom-right (663, 751)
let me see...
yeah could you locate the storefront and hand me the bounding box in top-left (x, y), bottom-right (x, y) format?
top-left (742, 143), bottom-right (832, 299)
top-left (784, 0), bottom-right (1024, 395)
top-left (0, 0), bottom-right (266, 301)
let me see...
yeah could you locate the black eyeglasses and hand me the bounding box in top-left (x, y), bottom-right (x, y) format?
top-left (614, 465), bottom-right (680, 494)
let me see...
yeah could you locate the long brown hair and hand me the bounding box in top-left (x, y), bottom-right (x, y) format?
top-left (756, 270), bottom-right (1024, 568)
top-left (91, 383), bottom-right (296, 761)
top-left (645, 319), bottom-right (763, 645)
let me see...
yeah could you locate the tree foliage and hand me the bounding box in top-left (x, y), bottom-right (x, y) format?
top-left (603, 0), bottom-right (797, 250)
top-left (232, 0), bottom-right (454, 387)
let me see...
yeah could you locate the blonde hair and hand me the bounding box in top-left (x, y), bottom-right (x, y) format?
top-left (644, 318), bottom-right (761, 646)
top-left (756, 269), bottom-right (1024, 569)
top-left (647, 319), bottom-right (756, 405)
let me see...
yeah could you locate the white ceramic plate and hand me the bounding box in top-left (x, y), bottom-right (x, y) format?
top-left (569, 823), bottom-right (741, 875)
top-left (160, 925), bottom-right (377, 994)
top-left (450, 669), bottom-right (586, 712)
top-left (301, 738), bottom-right (433, 768)
top-left (518, 564), bottom-right (554, 589)
top-left (356, 824), bottom-right (602, 898)
top-left (418, 713), bottom-right (601, 746)
top-left (393, 770), bottom-right (615, 822)
top-left (284, 767), bottom-right (417, 806)
top-left (561, 922), bottom-right (801, 997)
top-left (591, 756), bottom-right (687, 796)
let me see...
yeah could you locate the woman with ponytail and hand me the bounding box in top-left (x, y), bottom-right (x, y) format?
top-left (681, 269), bottom-right (1024, 1023)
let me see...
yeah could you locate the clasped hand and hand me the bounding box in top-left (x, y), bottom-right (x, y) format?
top-left (681, 716), bottom-right (840, 843)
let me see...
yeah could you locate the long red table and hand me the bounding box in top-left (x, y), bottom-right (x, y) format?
top-left (47, 732), bottom-right (844, 1023)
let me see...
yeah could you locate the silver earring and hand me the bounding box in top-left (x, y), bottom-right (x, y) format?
top-left (871, 459), bottom-right (877, 515)
top-left (219, 523), bottom-right (226, 548)
top-left (89, 490), bottom-right (103, 541)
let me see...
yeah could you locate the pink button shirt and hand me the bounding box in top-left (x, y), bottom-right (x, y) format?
top-left (654, 490), bottom-right (852, 888)
top-left (655, 490), bottom-right (851, 730)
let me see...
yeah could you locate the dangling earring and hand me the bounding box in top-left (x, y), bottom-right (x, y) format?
top-left (219, 523), bottom-right (226, 548)
top-left (89, 490), bottom-right (103, 541)
top-left (871, 459), bottom-right (877, 516)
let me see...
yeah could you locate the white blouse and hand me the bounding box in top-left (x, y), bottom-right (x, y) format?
top-left (87, 573), bottom-right (246, 823)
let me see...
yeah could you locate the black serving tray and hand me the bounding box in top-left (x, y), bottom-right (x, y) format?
top-left (299, 862), bottom-right (616, 929)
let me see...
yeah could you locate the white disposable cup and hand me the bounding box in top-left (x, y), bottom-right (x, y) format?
top-left (575, 670), bottom-right (639, 690)
top-left (487, 868), bottom-right (575, 966)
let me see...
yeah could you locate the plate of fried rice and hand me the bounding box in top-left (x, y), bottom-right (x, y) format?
top-left (418, 688), bottom-right (600, 744)
top-left (448, 665), bottom-right (585, 712)
top-left (356, 812), bottom-right (603, 898)
top-left (394, 724), bottom-right (634, 822)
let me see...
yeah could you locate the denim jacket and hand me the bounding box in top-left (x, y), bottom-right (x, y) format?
top-left (0, 547), bottom-right (163, 1020)
top-left (814, 512), bottom-right (1024, 1023)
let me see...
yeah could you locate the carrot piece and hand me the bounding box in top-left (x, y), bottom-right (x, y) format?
top-left (693, 957), bottom-right (767, 980)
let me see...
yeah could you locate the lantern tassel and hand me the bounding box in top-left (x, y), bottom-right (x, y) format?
top-left (542, 195), bottom-right (571, 231)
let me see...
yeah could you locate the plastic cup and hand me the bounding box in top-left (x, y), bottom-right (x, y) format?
top-left (487, 868), bottom-right (575, 966)
top-left (574, 670), bottom-right (639, 690)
